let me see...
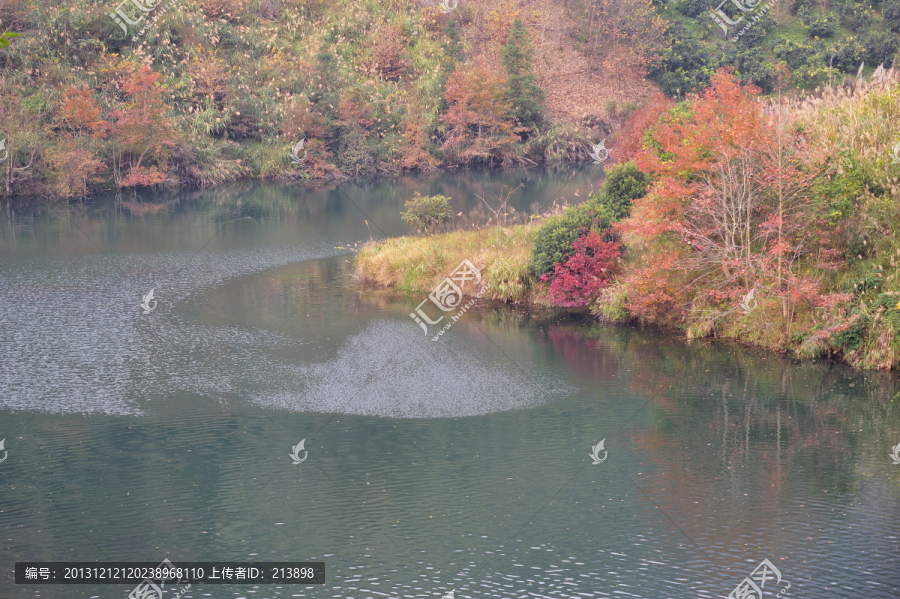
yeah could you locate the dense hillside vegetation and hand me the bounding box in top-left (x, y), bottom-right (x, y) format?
top-left (0, 0), bottom-right (896, 199)
top-left (0, 0), bottom-right (614, 199)
top-left (650, 0), bottom-right (900, 94)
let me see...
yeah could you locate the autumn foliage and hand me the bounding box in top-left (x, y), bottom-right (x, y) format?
top-left (49, 61), bottom-right (177, 193)
top-left (440, 66), bottom-right (517, 164)
top-left (108, 64), bottom-right (177, 188)
top-left (610, 92), bottom-right (673, 164)
top-left (542, 230), bottom-right (623, 307)
top-left (58, 89), bottom-right (106, 139)
top-left (46, 142), bottom-right (105, 199)
top-left (617, 68), bottom-right (846, 335)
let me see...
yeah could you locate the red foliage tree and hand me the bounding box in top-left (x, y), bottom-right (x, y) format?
top-left (399, 115), bottom-right (439, 171)
top-left (58, 88), bottom-right (107, 139)
top-left (46, 143), bottom-right (105, 199)
top-left (622, 249), bottom-right (689, 324)
top-left (107, 64), bottom-right (177, 188)
top-left (622, 70), bottom-right (767, 292)
top-left (541, 230), bottom-right (623, 307)
top-left (440, 66), bottom-right (517, 164)
top-left (611, 93), bottom-right (673, 164)
top-left (620, 68), bottom-right (834, 329)
top-left (51, 88), bottom-right (108, 197)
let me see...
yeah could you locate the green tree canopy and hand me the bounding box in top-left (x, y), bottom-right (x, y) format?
top-left (501, 19), bottom-right (545, 124)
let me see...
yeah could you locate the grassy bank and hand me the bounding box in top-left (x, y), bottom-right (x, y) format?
top-left (355, 224), bottom-right (539, 303)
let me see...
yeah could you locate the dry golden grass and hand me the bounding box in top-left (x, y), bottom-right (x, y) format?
top-left (786, 76), bottom-right (900, 188)
top-left (354, 224), bottom-right (540, 302)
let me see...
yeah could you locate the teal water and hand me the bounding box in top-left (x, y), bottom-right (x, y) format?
top-left (1, 168), bottom-right (900, 599)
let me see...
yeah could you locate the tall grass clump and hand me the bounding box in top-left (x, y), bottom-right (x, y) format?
top-left (355, 223), bottom-right (539, 302)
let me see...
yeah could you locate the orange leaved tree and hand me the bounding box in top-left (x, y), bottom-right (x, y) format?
top-left (51, 88), bottom-right (108, 198)
top-left (621, 68), bottom-right (826, 330)
top-left (440, 66), bottom-right (517, 165)
top-left (107, 64), bottom-right (178, 189)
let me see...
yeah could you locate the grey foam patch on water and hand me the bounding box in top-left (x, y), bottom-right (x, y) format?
top-left (0, 242), bottom-right (344, 415)
top-left (256, 320), bottom-right (576, 418)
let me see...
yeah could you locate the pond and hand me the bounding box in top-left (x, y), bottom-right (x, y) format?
top-left (1, 167), bottom-right (900, 599)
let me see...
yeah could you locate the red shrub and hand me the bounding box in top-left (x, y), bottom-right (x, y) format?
top-left (542, 230), bottom-right (623, 307)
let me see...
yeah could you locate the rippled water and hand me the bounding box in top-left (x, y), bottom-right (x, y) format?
top-left (2, 169), bottom-right (900, 599)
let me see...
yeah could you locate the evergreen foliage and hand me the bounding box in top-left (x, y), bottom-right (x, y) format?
top-left (501, 18), bottom-right (545, 123)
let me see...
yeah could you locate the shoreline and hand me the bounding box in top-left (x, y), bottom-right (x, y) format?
top-left (354, 224), bottom-right (894, 371)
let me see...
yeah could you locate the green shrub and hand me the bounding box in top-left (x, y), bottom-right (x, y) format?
top-left (676, 0), bottom-right (707, 18)
top-left (773, 40), bottom-right (831, 87)
top-left (797, 7), bottom-right (838, 38)
top-left (845, 273), bottom-right (881, 294)
top-left (830, 36), bottom-right (867, 72)
top-left (531, 162), bottom-right (649, 276)
top-left (401, 193), bottom-right (453, 234)
top-left (531, 203), bottom-right (609, 276)
top-left (590, 161), bottom-right (650, 221)
top-left (723, 45), bottom-right (773, 89)
top-left (874, 293), bottom-right (900, 326)
top-left (809, 17), bottom-right (837, 38)
top-left (730, 12), bottom-right (775, 46)
top-left (834, 0), bottom-right (876, 30)
top-left (873, 292), bottom-right (899, 310)
top-left (861, 30), bottom-right (900, 65)
top-left (649, 22), bottom-right (718, 97)
top-left (831, 314), bottom-right (869, 351)
top-left (884, 0), bottom-right (900, 32)
top-left (774, 40), bottom-right (818, 70)
top-left (816, 156), bottom-right (883, 223)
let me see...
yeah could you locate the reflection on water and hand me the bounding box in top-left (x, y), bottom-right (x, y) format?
top-left (1, 168), bottom-right (900, 599)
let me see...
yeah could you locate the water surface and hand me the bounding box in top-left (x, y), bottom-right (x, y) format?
top-left (2, 168), bottom-right (900, 599)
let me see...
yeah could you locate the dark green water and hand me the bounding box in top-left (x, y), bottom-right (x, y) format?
top-left (2, 167), bottom-right (900, 599)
